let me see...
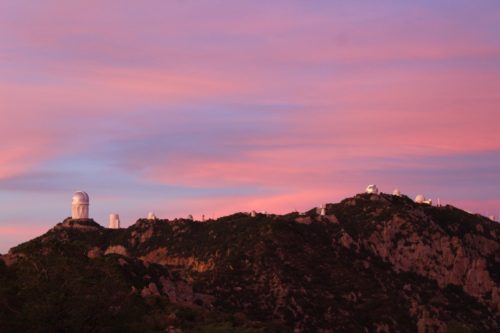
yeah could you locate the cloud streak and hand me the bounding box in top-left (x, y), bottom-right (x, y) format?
top-left (0, 1), bottom-right (499, 252)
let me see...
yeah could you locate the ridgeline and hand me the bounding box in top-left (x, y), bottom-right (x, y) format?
top-left (1, 193), bottom-right (499, 332)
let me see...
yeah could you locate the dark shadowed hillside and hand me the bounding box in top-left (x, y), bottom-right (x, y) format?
top-left (1, 193), bottom-right (499, 332)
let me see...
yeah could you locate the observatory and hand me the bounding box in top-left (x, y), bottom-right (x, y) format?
top-left (109, 213), bottom-right (120, 229)
top-left (147, 212), bottom-right (157, 220)
top-left (415, 195), bottom-right (425, 203)
top-left (393, 188), bottom-right (401, 196)
top-left (320, 207), bottom-right (326, 216)
top-left (71, 191), bottom-right (89, 219)
top-left (415, 195), bottom-right (432, 205)
top-left (319, 204), bottom-right (326, 216)
top-left (366, 184), bottom-right (379, 194)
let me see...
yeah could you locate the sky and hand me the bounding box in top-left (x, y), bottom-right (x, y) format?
top-left (1, 0), bottom-right (499, 252)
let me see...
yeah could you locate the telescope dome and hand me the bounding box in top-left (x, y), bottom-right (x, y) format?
top-left (72, 191), bottom-right (89, 205)
top-left (366, 184), bottom-right (379, 194)
top-left (415, 195), bottom-right (426, 203)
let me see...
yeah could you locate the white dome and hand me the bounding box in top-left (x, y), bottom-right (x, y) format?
top-left (393, 188), bottom-right (401, 196)
top-left (415, 194), bottom-right (426, 203)
top-left (366, 184), bottom-right (379, 194)
top-left (72, 191), bottom-right (89, 205)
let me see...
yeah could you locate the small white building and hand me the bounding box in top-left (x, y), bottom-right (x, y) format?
top-left (366, 184), bottom-right (379, 194)
top-left (415, 194), bottom-right (425, 203)
top-left (415, 194), bottom-right (432, 205)
top-left (72, 191), bottom-right (89, 219)
top-left (109, 213), bottom-right (120, 229)
top-left (319, 204), bottom-right (326, 216)
top-left (147, 212), bottom-right (157, 220)
top-left (393, 188), bottom-right (401, 196)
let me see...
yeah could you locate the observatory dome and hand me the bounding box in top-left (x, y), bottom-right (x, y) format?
top-left (393, 188), bottom-right (401, 196)
top-left (366, 184), bottom-right (379, 194)
top-left (72, 191), bottom-right (90, 219)
top-left (415, 195), bottom-right (426, 203)
top-left (72, 191), bottom-right (89, 205)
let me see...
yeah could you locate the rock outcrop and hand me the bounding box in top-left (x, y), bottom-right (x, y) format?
top-left (1, 194), bottom-right (498, 332)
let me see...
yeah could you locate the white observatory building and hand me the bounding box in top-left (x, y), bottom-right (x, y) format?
top-left (366, 184), bottom-right (379, 194)
top-left (319, 204), bottom-right (326, 216)
top-left (415, 194), bottom-right (425, 203)
top-left (109, 213), bottom-right (120, 229)
top-left (72, 191), bottom-right (89, 219)
top-left (393, 188), bottom-right (401, 196)
top-left (415, 194), bottom-right (432, 205)
top-left (147, 212), bottom-right (157, 220)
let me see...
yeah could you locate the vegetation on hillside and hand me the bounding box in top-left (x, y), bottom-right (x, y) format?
top-left (1, 194), bottom-right (498, 332)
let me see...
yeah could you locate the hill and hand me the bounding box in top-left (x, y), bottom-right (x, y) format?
top-left (0, 193), bottom-right (499, 332)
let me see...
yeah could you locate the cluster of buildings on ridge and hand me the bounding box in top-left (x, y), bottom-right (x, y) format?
top-left (71, 190), bottom-right (269, 229)
top-left (71, 186), bottom-right (496, 230)
top-left (364, 184), bottom-right (434, 205)
top-left (71, 191), bottom-right (157, 229)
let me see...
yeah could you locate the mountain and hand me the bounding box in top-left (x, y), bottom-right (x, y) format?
top-left (0, 193), bottom-right (499, 332)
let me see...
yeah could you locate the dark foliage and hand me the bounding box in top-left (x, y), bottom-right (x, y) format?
top-left (1, 195), bottom-right (499, 332)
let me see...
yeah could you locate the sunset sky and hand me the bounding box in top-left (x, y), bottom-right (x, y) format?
top-left (1, 1), bottom-right (499, 252)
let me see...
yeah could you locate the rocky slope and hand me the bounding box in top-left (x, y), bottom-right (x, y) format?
top-left (0, 193), bottom-right (499, 332)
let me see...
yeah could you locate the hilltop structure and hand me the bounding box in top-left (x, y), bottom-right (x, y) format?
top-left (71, 191), bottom-right (89, 219)
top-left (319, 204), bottom-right (326, 216)
top-left (366, 184), bottom-right (379, 194)
top-left (109, 213), bottom-right (120, 229)
top-left (415, 194), bottom-right (432, 205)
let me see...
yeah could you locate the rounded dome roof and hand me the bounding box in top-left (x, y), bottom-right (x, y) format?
top-left (415, 194), bottom-right (425, 203)
top-left (366, 184), bottom-right (379, 194)
top-left (72, 191), bottom-right (89, 205)
top-left (393, 188), bottom-right (401, 196)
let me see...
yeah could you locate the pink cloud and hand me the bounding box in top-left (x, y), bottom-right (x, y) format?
top-left (0, 224), bottom-right (49, 253)
top-left (152, 188), bottom-right (348, 220)
top-left (0, 224), bottom-right (47, 236)
top-left (0, 1), bottom-right (498, 224)
top-left (448, 199), bottom-right (500, 219)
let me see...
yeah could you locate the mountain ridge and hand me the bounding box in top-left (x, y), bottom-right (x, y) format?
top-left (1, 193), bottom-right (499, 332)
